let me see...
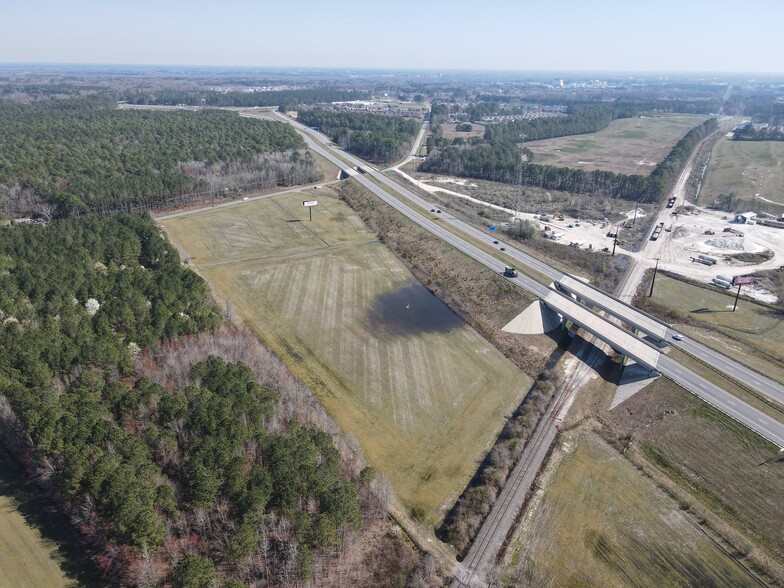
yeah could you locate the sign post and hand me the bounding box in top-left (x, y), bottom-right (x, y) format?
top-left (303, 200), bottom-right (318, 222)
top-left (731, 275), bottom-right (755, 312)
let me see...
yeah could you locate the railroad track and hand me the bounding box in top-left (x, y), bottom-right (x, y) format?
top-left (453, 338), bottom-right (606, 587)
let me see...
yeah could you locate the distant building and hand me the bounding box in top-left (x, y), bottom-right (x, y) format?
top-left (735, 212), bottom-right (757, 224)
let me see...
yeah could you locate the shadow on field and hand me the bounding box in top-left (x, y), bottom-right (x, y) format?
top-left (0, 450), bottom-right (102, 587)
top-left (367, 281), bottom-right (464, 336)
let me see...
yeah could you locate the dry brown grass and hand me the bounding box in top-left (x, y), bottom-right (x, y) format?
top-left (339, 180), bottom-right (555, 376)
top-left (505, 431), bottom-right (764, 587)
top-left (163, 189), bottom-right (531, 525)
top-left (526, 114), bottom-right (708, 176)
top-left (440, 123), bottom-right (486, 140)
top-left (603, 377), bottom-right (784, 581)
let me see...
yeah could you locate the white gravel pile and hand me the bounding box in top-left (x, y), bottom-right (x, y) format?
top-left (705, 237), bottom-right (745, 251)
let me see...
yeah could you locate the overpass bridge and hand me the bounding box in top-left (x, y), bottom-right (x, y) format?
top-left (555, 275), bottom-right (669, 344)
top-left (543, 290), bottom-right (660, 371)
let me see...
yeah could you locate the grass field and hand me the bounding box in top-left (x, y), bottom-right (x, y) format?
top-left (440, 123), bottom-right (486, 140)
top-left (505, 432), bottom-right (760, 587)
top-left (644, 274), bottom-right (784, 382)
top-left (526, 114), bottom-right (708, 175)
top-left (0, 453), bottom-right (72, 587)
top-left (162, 189), bottom-right (531, 523)
top-left (606, 377), bottom-right (784, 570)
top-left (700, 136), bottom-right (784, 207)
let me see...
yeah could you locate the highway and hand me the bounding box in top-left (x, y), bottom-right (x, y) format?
top-left (669, 328), bottom-right (784, 406)
top-left (658, 355), bottom-right (784, 446)
top-left (267, 111), bottom-right (784, 448)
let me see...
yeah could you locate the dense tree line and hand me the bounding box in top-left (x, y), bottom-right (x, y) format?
top-left (0, 98), bottom-right (314, 217)
top-left (732, 122), bottom-right (784, 141)
top-left (121, 88), bottom-right (370, 112)
top-left (483, 99), bottom-right (715, 145)
top-left (297, 109), bottom-right (420, 163)
top-left (0, 83), bottom-right (108, 100)
top-left (0, 215), bottom-right (370, 585)
top-left (723, 94), bottom-right (784, 122)
top-left (422, 115), bottom-right (718, 201)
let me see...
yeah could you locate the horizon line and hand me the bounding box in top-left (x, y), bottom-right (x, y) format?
top-left (1, 62), bottom-right (783, 77)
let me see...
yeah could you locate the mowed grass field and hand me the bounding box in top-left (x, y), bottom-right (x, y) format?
top-left (162, 189), bottom-right (531, 522)
top-left (700, 136), bottom-right (784, 206)
top-left (608, 378), bottom-right (784, 567)
top-left (505, 432), bottom-right (762, 587)
top-left (0, 454), bottom-right (71, 587)
top-left (648, 275), bottom-right (784, 382)
top-left (526, 114), bottom-right (708, 175)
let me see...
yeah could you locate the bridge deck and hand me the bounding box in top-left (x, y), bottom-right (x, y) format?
top-left (544, 291), bottom-right (660, 369)
top-left (557, 275), bottom-right (668, 339)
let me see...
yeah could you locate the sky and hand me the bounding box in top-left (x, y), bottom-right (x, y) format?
top-left (2, 0), bottom-right (783, 73)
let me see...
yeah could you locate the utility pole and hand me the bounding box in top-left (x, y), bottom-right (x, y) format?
top-left (649, 258), bottom-right (660, 297)
top-left (514, 134), bottom-right (527, 231)
top-left (612, 225), bottom-right (620, 256)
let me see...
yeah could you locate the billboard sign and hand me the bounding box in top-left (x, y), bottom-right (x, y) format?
top-left (732, 275), bottom-right (755, 286)
top-left (303, 200), bottom-right (318, 207)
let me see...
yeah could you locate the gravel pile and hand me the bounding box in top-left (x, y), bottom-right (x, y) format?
top-left (706, 236), bottom-right (745, 251)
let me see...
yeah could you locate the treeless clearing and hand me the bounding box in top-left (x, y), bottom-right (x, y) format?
top-left (700, 136), bottom-right (784, 207)
top-left (505, 432), bottom-right (763, 587)
top-left (162, 189), bottom-right (531, 524)
top-left (440, 123), bottom-right (486, 140)
top-left (526, 114), bottom-right (708, 175)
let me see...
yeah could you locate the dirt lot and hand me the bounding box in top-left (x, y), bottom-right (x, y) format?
top-left (504, 431), bottom-right (763, 587)
top-left (525, 114), bottom-right (708, 176)
top-left (701, 136), bottom-right (784, 208)
top-left (397, 164), bottom-right (784, 300)
top-left (624, 205), bottom-right (784, 297)
top-left (162, 189), bottom-right (531, 524)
